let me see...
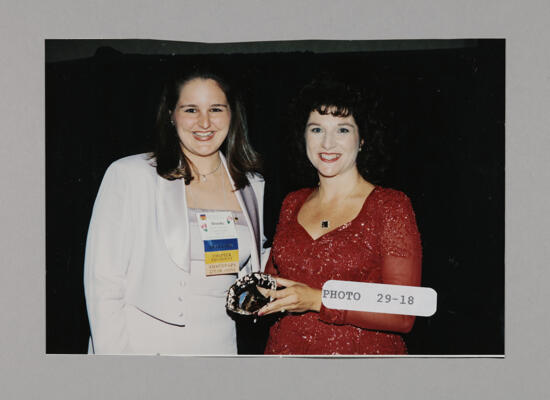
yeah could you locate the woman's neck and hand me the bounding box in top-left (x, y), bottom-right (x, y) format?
top-left (185, 151), bottom-right (222, 178)
top-left (317, 168), bottom-right (365, 202)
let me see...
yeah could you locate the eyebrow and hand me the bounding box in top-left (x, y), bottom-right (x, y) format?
top-left (179, 103), bottom-right (229, 108)
top-left (305, 122), bottom-right (355, 127)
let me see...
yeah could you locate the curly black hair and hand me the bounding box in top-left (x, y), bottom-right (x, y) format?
top-left (288, 77), bottom-right (391, 187)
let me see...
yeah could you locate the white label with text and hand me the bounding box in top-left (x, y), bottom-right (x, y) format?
top-left (321, 280), bottom-right (437, 317)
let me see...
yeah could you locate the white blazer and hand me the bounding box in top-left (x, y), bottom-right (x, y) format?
top-left (84, 153), bottom-right (269, 354)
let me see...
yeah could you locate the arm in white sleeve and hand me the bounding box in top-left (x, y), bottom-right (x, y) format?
top-left (84, 162), bottom-right (134, 354)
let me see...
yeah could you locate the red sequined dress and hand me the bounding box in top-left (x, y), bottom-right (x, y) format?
top-left (264, 187), bottom-right (422, 355)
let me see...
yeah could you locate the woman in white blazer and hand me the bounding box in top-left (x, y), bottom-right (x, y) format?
top-left (84, 71), bottom-right (268, 355)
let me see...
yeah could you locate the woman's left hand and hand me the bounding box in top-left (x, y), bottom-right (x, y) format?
top-left (257, 277), bottom-right (322, 316)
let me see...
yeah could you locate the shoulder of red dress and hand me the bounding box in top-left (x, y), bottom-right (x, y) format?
top-left (279, 188), bottom-right (314, 215)
top-left (283, 187), bottom-right (314, 203)
top-left (371, 186), bottom-right (410, 201)
top-left (369, 187), bottom-right (413, 212)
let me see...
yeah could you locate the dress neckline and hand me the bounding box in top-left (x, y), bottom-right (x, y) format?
top-left (295, 186), bottom-right (379, 242)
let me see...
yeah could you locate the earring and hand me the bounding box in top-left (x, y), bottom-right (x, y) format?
top-left (170, 120), bottom-right (175, 126)
top-left (358, 146), bottom-right (362, 152)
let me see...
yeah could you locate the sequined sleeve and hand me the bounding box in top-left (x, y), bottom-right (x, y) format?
top-left (319, 190), bottom-right (422, 333)
top-left (379, 191), bottom-right (422, 261)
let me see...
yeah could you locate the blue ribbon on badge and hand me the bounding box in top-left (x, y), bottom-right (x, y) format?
top-left (203, 238), bottom-right (239, 252)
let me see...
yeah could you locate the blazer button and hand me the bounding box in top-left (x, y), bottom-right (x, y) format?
top-left (180, 280), bottom-right (185, 287)
top-left (178, 296), bottom-right (183, 302)
top-left (179, 312), bottom-right (184, 317)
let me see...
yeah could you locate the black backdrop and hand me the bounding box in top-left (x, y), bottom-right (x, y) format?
top-left (46, 39), bottom-right (504, 355)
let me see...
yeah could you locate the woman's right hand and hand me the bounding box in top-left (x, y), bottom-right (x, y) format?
top-left (257, 277), bottom-right (322, 316)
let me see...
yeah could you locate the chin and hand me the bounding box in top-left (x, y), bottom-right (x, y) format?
top-left (182, 146), bottom-right (220, 159)
top-left (317, 169), bottom-right (340, 178)
top-left (195, 142), bottom-right (224, 154)
top-left (197, 149), bottom-right (221, 158)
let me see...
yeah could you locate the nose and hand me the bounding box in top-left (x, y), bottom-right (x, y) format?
top-left (198, 112), bottom-right (211, 129)
top-left (321, 131), bottom-right (335, 149)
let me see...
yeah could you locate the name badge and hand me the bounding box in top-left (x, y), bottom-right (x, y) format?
top-left (197, 211), bottom-right (240, 276)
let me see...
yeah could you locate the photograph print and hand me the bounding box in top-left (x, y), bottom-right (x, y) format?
top-left (46, 38), bottom-right (504, 355)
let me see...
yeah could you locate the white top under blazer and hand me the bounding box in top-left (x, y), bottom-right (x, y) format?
top-left (84, 152), bottom-right (268, 354)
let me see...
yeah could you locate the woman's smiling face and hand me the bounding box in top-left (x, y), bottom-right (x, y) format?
top-left (172, 78), bottom-right (231, 160)
top-left (305, 109), bottom-right (362, 178)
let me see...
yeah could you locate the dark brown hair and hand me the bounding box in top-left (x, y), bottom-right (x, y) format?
top-left (152, 70), bottom-right (261, 189)
top-left (289, 77), bottom-right (389, 187)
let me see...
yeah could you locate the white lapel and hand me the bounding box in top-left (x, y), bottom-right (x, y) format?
top-left (156, 169), bottom-right (190, 271)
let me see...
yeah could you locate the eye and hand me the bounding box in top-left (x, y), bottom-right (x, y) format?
top-left (338, 127), bottom-right (350, 134)
top-left (183, 107), bottom-right (197, 113)
top-left (309, 126), bottom-right (322, 134)
top-left (210, 107), bottom-right (224, 112)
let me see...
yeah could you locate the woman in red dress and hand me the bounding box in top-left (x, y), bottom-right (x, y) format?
top-left (258, 79), bottom-right (422, 355)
